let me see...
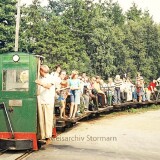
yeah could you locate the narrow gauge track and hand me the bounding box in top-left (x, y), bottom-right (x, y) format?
top-left (0, 150), bottom-right (33, 160)
top-left (0, 149), bottom-right (8, 156)
top-left (15, 150), bottom-right (33, 160)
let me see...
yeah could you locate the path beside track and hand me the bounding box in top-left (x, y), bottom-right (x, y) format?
top-left (27, 109), bottom-right (160, 160)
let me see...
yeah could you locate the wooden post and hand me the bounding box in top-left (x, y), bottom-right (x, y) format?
top-left (15, 0), bottom-right (21, 52)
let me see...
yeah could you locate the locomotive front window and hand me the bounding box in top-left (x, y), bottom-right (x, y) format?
top-left (3, 69), bottom-right (29, 91)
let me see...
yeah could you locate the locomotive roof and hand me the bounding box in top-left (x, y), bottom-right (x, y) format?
top-left (0, 52), bottom-right (45, 59)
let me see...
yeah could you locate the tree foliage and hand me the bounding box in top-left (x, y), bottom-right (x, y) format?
top-left (1, 0), bottom-right (160, 82)
top-left (0, 0), bottom-right (16, 53)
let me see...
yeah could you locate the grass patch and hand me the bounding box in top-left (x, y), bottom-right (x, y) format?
top-left (127, 104), bottom-right (160, 113)
top-left (101, 104), bottom-right (160, 119)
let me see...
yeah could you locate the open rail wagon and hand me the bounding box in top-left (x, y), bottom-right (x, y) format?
top-left (0, 52), bottom-right (56, 150)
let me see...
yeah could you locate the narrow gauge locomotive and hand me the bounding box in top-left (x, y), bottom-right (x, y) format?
top-left (0, 52), bottom-right (56, 150)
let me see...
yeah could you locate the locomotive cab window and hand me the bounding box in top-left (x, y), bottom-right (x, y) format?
top-left (3, 69), bottom-right (29, 91)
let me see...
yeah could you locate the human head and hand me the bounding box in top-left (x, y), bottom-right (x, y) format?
top-left (108, 78), bottom-right (113, 83)
top-left (100, 79), bottom-right (104, 85)
top-left (96, 76), bottom-right (101, 83)
top-left (82, 72), bottom-right (86, 78)
top-left (55, 64), bottom-right (61, 73)
top-left (85, 76), bottom-right (89, 82)
top-left (60, 70), bottom-right (66, 80)
top-left (40, 65), bottom-right (49, 76)
top-left (71, 70), bottom-right (78, 79)
top-left (157, 77), bottom-right (160, 86)
top-left (91, 77), bottom-right (96, 83)
top-left (137, 72), bottom-right (141, 77)
top-left (115, 75), bottom-right (120, 80)
top-left (153, 79), bottom-right (157, 83)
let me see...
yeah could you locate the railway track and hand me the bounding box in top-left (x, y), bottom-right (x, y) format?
top-left (0, 149), bottom-right (8, 156)
top-left (0, 150), bottom-right (33, 160)
top-left (15, 150), bottom-right (33, 160)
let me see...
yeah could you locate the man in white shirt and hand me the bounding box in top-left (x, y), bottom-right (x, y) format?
top-left (35, 65), bottom-right (55, 144)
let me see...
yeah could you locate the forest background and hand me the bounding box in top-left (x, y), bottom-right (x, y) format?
top-left (1, 0), bottom-right (160, 83)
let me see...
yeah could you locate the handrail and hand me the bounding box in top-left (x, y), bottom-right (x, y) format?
top-left (0, 102), bottom-right (15, 139)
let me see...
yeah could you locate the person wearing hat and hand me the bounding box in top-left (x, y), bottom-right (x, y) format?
top-left (35, 65), bottom-right (55, 145)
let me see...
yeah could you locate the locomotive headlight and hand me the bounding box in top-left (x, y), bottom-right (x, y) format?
top-left (13, 54), bottom-right (20, 62)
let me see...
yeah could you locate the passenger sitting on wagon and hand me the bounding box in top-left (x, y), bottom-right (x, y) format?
top-left (120, 77), bottom-right (127, 103)
top-left (132, 84), bottom-right (138, 102)
top-left (107, 78), bottom-right (115, 106)
top-left (100, 79), bottom-right (108, 104)
top-left (82, 85), bottom-right (90, 111)
top-left (82, 72), bottom-right (87, 81)
top-left (78, 76), bottom-right (89, 112)
top-left (81, 76), bottom-right (91, 111)
top-left (146, 79), bottom-right (157, 101)
top-left (93, 76), bottom-right (106, 107)
top-left (88, 77), bottom-right (98, 109)
top-left (113, 75), bottom-right (122, 105)
top-left (84, 76), bottom-right (91, 89)
top-left (125, 77), bottom-right (134, 102)
top-left (79, 76), bottom-right (85, 95)
top-left (135, 72), bottom-right (145, 102)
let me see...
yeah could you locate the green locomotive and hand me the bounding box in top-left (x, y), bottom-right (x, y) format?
top-left (0, 52), bottom-right (54, 150)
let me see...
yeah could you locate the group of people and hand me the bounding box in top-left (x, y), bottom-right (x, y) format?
top-left (35, 64), bottom-right (160, 144)
top-left (93, 72), bottom-right (159, 105)
top-left (35, 64), bottom-right (83, 144)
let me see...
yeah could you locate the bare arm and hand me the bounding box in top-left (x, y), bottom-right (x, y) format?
top-left (35, 79), bottom-right (54, 89)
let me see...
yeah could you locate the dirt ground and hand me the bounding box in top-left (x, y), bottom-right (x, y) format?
top-left (27, 109), bottom-right (160, 160)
